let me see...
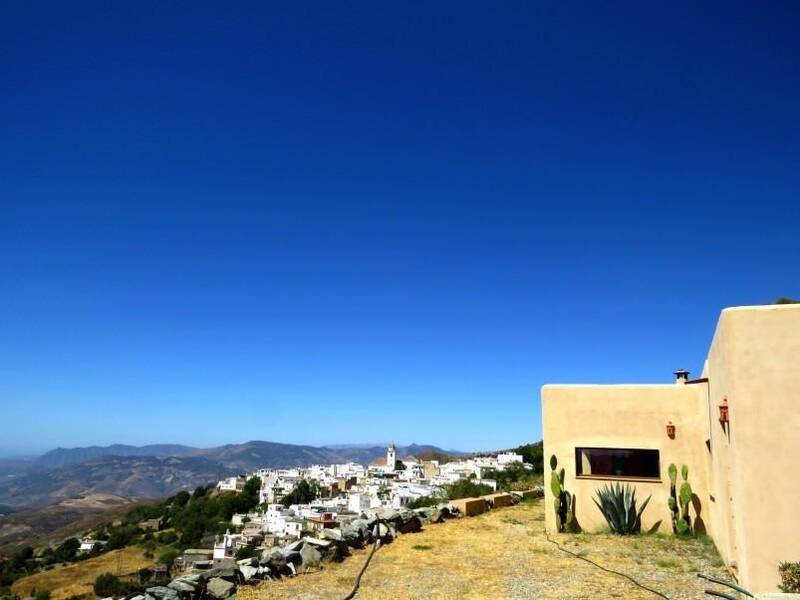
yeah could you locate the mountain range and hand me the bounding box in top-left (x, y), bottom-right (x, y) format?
top-left (0, 441), bottom-right (463, 509)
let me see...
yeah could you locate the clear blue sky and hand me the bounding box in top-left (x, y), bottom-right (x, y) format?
top-left (1, 2), bottom-right (798, 456)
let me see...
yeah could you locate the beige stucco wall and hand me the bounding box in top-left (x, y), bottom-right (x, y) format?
top-left (703, 304), bottom-right (800, 592)
top-left (542, 383), bottom-right (711, 535)
top-left (540, 303), bottom-right (800, 594)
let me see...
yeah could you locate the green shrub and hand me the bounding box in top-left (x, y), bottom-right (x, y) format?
top-left (444, 480), bottom-right (493, 500)
top-left (235, 546), bottom-right (257, 560)
top-left (406, 496), bottom-right (440, 509)
top-left (779, 562), bottom-right (800, 593)
top-left (156, 531), bottom-right (178, 545)
top-left (158, 549), bottom-right (179, 568)
top-left (93, 573), bottom-right (122, 597)
top-left (33, 590), bottom-right (51, 600)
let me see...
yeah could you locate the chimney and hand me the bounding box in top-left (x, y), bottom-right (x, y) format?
top-left (674, 368), bottom-right (690, 384)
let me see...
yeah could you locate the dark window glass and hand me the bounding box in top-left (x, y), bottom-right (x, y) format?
top-left (575, 448), bottom-right (660, 479)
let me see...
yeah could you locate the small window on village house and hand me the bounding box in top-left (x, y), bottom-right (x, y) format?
top-left (575, 448), bottom-right (660, 479)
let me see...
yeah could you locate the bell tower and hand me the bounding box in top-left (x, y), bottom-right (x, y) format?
top-left (386, 443), bottom-right (396, 471)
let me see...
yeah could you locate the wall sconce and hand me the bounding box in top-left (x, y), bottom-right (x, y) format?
top-left (719, 397), bottom-right (729, 423)
top-left (666, 421), bottom-right (676, 439)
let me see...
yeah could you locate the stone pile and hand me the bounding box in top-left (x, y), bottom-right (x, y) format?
top-left (139, 506), bottom-right (460, 600)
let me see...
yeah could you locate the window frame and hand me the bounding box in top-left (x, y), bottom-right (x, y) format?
top-left (574, 447), bottom-right (662, 482)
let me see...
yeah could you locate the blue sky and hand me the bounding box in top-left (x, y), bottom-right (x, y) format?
top-left (1, 2), bottom-right (798, 455)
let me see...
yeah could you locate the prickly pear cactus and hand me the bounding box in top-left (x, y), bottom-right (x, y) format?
top-left (668, 463), bottom-right (694, 536)
top-left (549, 455), bottom-right (576, 532)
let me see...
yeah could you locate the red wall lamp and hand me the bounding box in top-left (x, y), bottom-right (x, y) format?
top-left (666, 421), bottom-right (676, 439)
top-left (719, 397), bottom-right (729, 423)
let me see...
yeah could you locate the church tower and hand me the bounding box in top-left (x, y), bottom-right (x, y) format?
top-left (386, 443), bottom-right (396, 471)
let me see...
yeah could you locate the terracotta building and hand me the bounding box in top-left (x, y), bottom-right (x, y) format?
top-left (542, 303), bottom-right (800, 593)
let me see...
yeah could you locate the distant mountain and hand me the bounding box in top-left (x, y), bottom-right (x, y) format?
top-left (0, 455), bottom-right (231, 508)
top-left (194, 441), bottom-right (344, 471)
top-left (189, 441), bottom-right (462, 472)
top-left (0, 440), bottom-right (464, 510)
top-left (36, 444), bottom-right (198, 468)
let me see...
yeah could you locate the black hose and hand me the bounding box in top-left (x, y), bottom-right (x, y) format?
top-left (543, 528), bottom-right (670, 599)
top-left (341, 518), bottom-right (386, 600)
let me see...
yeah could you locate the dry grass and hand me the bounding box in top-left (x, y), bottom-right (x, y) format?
top-left (12, 546), bottom-right (155, 600)
top-left (239, 499), bottom-right (733, 600)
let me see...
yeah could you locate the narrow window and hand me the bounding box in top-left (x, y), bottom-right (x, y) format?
top-left (575, 447), bottom-right (660, 479)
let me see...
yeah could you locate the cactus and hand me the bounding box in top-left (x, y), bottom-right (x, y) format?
top-left (668, 463), bottom-right (694, 536)
top-left (668, 463), bottom-right (680, 532)
top-left (549, 455), bottom-right (577, 532)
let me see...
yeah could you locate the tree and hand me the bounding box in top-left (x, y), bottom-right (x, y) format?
top-left (94, 573), bottom-right (122, 597)
top-left (158, 549), bottom-right (179, 569)
top-left (281, 479), bottom-right (320, 507)
top-left (52, 538), bottom-right (80, 563)
top-left (776, 296), bottom-right (800, 304)
top-left (138, 568), bottom-right (153, 584)
top-left (156, 531), bottom-right (178, 545)
top-left (172, 491), bottom-right (191, 507)
top-left (513, 442), bottom-right (544, 473)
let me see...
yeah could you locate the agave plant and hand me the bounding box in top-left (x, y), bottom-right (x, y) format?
top-left (593, 482), bottom-right (651, 535)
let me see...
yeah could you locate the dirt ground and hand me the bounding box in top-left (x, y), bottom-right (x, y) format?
top-left (240, 499), bottom-right (734, 600)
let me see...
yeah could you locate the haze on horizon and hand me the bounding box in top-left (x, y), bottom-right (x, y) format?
top-left (2, 2), bottom-right (798, 456)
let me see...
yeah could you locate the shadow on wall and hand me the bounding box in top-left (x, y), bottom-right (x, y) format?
top-left (692, 494), bottom-right (707, 535)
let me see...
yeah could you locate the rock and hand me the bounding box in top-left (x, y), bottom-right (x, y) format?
top-left (284, 540), bottom-right (305, 552)
top-left (239, 564), bottom-right (258, 581)
top-left (395, 509), bottom-right (422, 533)
top-left (321, 540), bottom-right (349, 563)
top-left (207, 577), bottom-right (236, 599)
top-left (299, 543), bottom-right (322, 570)
top-left (279, 549), bottom-right (303, 569)
top-left (376, 508), bottom-right (401, 523)
top-left (201, 566), bottom-right (239, 581)
top-left (145, 587), bottom-right (181, 600)
top-left (374, 522), bottom-right (395, 542)
top-left (441, 505), bottom-right (459, 518)
top-left (412, 507), bottom-right (436, 523)
top-left (321, 528), bottom-right (343, 541)
top-left (303, 537), bottom-right (332, 547)
top-left (167, 579), bottom-right (197, 593)
top-left (261, 547), bottom-right (285, 567)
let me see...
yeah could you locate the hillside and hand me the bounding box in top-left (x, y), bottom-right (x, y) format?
top-left (0, 493), bottom-right (137, 554)
top-left (12, 545), bottom-right (155, 600)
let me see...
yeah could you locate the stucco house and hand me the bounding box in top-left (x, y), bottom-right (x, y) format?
top-left (542, 303), bottom-right (800, 594)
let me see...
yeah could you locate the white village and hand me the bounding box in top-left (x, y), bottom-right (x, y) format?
top-left (206, 445), bottom-right (532, 564)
